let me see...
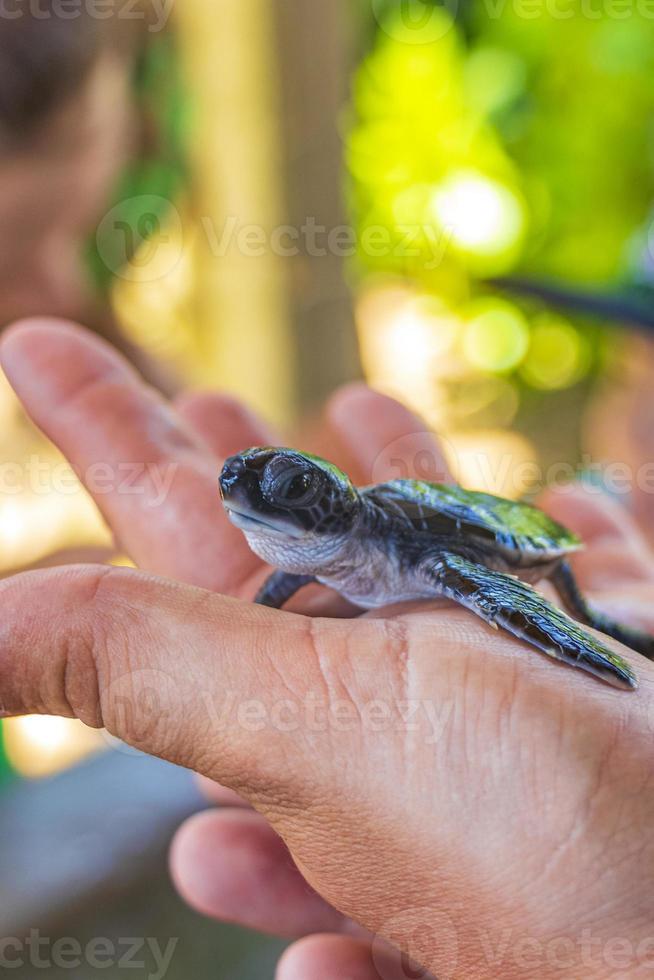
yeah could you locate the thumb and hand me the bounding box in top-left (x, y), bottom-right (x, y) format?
top-left (0, 564), bottom-right (345, 804)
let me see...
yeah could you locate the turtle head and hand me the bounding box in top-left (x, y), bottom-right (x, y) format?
top-left (219, 448), bottom-right (362, 571)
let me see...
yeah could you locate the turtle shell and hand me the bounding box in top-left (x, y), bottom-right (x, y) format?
top-left (363, 480), bottom-right (582, 560)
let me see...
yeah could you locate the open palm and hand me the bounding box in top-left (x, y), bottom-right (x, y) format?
top-left (2, 320), bottom-right (654, 980)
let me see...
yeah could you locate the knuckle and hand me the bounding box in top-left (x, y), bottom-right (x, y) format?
top-left (77, 568), bottom-right (171, 748)
top-left (55, 567), bottom-right (125, 728)
top-left (40, 566), bottom-right (118, 727)
top-left (49, 566), bottom-right (152, 735)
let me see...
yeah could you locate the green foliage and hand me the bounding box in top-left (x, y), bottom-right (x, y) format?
top-left (0, 722), bottom-right (14, 788)
top-left (86, 33), bottom-right (189, 294)
top-left (347, 3), bottom-right (654, 397)
top-left (350, 6), bottom-right (654, 285)
top-left (348, 7), bottom-right (526, 289)
top-left (467, 14), bottom-right (654, 282)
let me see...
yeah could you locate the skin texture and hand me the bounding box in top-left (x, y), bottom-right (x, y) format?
top-left (2, 320), bottom-right (654, 978)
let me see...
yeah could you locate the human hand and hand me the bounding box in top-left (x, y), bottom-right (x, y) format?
top-left (175, 484), bottom-right (654, 980)
top-left (2, 320), bottom-right (654, 979)
top-left (0, 316), bottom-right (453, 975)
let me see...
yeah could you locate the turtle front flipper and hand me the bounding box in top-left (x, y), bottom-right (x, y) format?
top-left (551, 561), bottom-right (654, 661)
top-left (255, 571), bottom-right (317, 609)
top-left (423, 552), bottom-right (637, 691)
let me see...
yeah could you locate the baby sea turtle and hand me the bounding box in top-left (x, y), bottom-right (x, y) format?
top-left (220, 448), bottom-right (652, 690)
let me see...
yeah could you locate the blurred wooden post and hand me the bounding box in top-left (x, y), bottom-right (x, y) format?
top-left (176, 0), bottom-right (296, 427)
top-left (176, 1), bottom-right (359, 425)
top-left (272, 0), bottom-right (361, 411)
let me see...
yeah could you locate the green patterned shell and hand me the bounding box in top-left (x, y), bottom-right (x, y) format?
top-left (364, 481), bottom-right (582, 558)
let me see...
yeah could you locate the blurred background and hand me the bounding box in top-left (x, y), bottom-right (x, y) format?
top-left (1, 0), bottom-right (653, 975)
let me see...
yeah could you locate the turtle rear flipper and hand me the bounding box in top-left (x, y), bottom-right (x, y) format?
top-left (551, 561), bottom-right (654, 661)
top-left (424, 553), bottom-right (638, 691)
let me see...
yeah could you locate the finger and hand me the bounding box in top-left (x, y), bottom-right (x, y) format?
top-left (0, 564), bottom-right (354, 800)
top-left (0, 320), bottom-right (262, 593)
top-left (276, 934), bottom-right (415, 980)
top-left (325, 384), bottom-right (451, 486)
top-left (589, 583), bottom-right (654, 633)
top-left (170, 809), bottom-right (345, 938)
top-left (277, 936), bottom-right (377, 980)
top-left (539, 485), bottom-right (654, 589)
top-left (175, 391), bottom-right (359, 615)
top-left (540, 484), bottom-right (648, 547)
top-left (175, 391), bottom-right (278, 461)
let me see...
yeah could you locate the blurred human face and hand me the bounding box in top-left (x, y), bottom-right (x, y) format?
top-left (0, 53), bottom-right (135, 326)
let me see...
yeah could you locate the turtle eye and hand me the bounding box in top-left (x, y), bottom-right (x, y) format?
top-left (285, 472), bottom-right (312, 500)
top-left (269, 468), bottom-right (317, 507)
top-left (263, 457), bottom-right (320, 508)
top-left (274, 471), bottom-right (315, 507)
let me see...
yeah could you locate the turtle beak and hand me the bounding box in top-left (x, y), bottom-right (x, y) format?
top-left (219, 455), bottom-right (248, 498)
top-left (219, 458), bottom-right (254, 517)
top-left (219, 457), bottom-right (305, 539)
top-left (224, 506), bottom-right (303, 537)
top-left (219, 456), bottom-right (260, 511)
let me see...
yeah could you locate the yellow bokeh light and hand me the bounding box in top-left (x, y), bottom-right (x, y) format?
top-left (462, 301), bottom-right (530, 373)
top-left (448, 376), bottom-right (520, 429)
top-left (0, 479), bottom-right (110, 574)
top-left (431, 170), bottom-right (525, 261)
top-left (445, 429), bottom-right (538, 499)
top-left (391, 184), bottom-right (437, 226)
top-left (112, 220), bottom-right (199, 371)
top-left (4, 716), bottom-right (105, 779)
top-left (521, 317), bottom-right (589, 390)
top-left (110, 554), bottom-right (137, 568)
top-left (356, 284), bottom-right (460, 423)
top-left (464, 47), bottom-right (527, 116)
top-left (0, 500), bottom-right (29, 551)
